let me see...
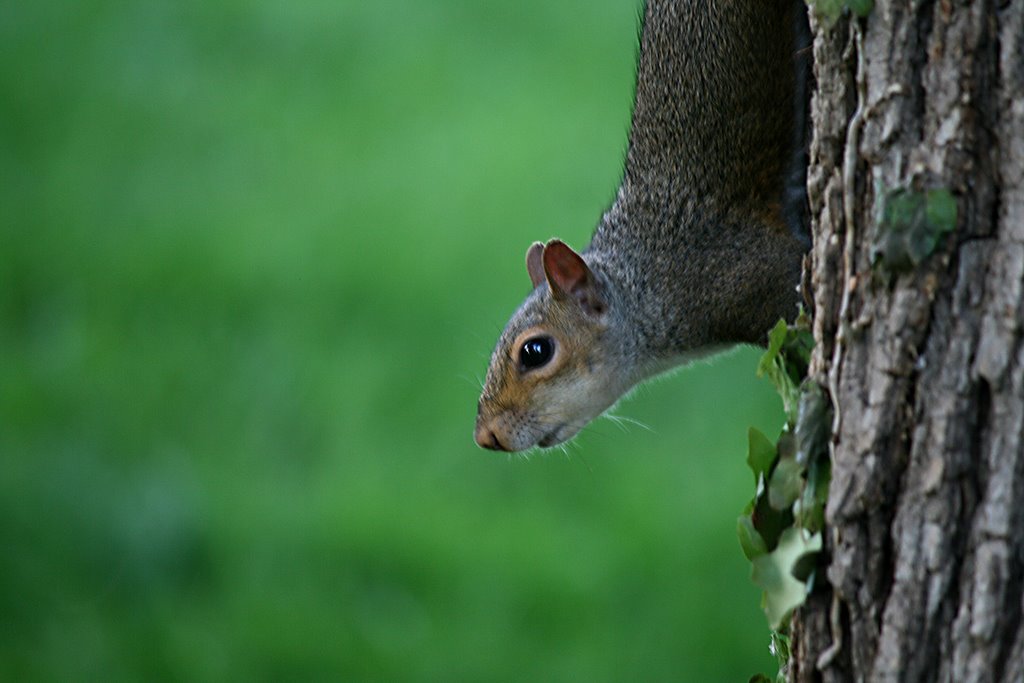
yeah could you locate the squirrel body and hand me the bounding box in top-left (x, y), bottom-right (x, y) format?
top-left (475, 0), bottom-right (810, 452)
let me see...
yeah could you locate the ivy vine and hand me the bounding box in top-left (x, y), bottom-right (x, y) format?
top-left (741, 312), bottom-right (833, 682)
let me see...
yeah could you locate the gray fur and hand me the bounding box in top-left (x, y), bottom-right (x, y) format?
top-left (586, 0), bottom-right (806, 359)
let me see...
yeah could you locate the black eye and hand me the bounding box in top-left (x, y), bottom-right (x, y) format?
top-left (519, 336), bottom-right (554, 370)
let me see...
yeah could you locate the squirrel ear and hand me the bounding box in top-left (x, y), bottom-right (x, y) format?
top-left (525, 241), bottom-right (545, 288)
top-left (542, 240), bottom-right (606, 316)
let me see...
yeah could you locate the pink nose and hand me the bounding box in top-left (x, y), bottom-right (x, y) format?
top-left (474, 423), bottom-right (509, 451)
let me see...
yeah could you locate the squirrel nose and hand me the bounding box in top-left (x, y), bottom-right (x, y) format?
top-left (474, 423), bottom-right (509, 451)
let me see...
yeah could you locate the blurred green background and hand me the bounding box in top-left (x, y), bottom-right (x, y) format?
top-left (1, 1), bottom-right (788, 680)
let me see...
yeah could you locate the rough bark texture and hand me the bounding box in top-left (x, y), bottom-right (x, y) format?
top-left (790, 1), bottom-right (1024, 681)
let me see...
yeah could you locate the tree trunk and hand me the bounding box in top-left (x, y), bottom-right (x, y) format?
top-left (790, 1), bottom-right (1024, 681)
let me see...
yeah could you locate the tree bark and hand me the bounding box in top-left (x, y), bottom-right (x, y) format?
top-left (790, 1), bottom-right (1024, 681)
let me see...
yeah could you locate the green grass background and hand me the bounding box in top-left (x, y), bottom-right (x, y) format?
top-left (1, 1), bottom-right (787, 680)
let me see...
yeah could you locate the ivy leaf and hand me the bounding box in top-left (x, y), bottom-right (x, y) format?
top-left (809, 0), bottom-right (843, 23)
top-left (846, 0), bottom-right (874, 17)
top-left (770, 630), bottom-right (791, 664)
top-left (768, 457), bottom-right (803, 511)
top-left (794, 383), bottom-right (831, 467)
top-left (776, 431), bottom-right (796, 461)
top-left (797, 455), bottom-right (831, 533)
top-left (757, 319), bottom-right (813, 423)
top-left (926, 188), bottom-right (957, 233)
top-left (873, 187), bottom-right (958, 272)
top-left (785, 311), bottom-right (815, 375)
top-left (748, 428), bottom-right (778, 481)
top-left (745, 315), bottom-right (827, 660)
top-left (791, 552), bottom-right (819, 583)
top-left (738, 515), bottom-right (769, 561)
top-left (758, 320), bottom-right (789, 378)
top-left (751, 488), bottom-right (793, 551)
top-left (874, 188), bottom-right (921, 270)
top-left (768, 630), bottom-right (791, 683)
top-left (751, 527), bottom-right (823, 629)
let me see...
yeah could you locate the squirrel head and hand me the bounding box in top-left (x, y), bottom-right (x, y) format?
top-left (474, 239), bottom-right (634, 452)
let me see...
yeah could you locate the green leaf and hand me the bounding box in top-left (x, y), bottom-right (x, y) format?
top-left (757, 319), bottom-right (814, 423)
top-left (810, 456), bottom-right (831, 507)
top-left (758, 320), bottom-right (789, 378)
top-left (748, 675), bottom-right (772, 683)
top-left (751, 527), bottom-right (823, 629)
top-left (761, 363), bottom-right (799, 423)
top-left (738, 515), bottom-right (769, 561)
top-left (751, 488), bottom-right (794, 551)
top-left (846, 0), bottom-right (874, 15)
top-left (769, 630), bottom-right (792, 683)
top-left (794, 383), bottom-right (831, 467)
top-left (885, 188), bottom-right (920, 227)
top-left (874, 186), bottom-right (957, 272)
top-left (791, 551), bottom-right (819, 583)
top-left (776, 431), bottom-right (796, 461)
top-left (926, 188), bottom-right (957, 235)
top-left (906, 218), bottom-right (942, 265)
top-left (748, 428), bottom-right (777, 480)
top-left (769, 630), bottom-right (791, 664)
top-left (874, 188), bottom-right (920, 271)
top-left (768, 457), bottom-right (803, 511)
top-left (795, 454), bottom-right (831, 533)
top-left (808, 0), bottom-right (843, 23)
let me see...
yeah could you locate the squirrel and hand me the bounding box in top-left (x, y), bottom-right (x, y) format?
top-left (475, 0), bottom-right (812, 452)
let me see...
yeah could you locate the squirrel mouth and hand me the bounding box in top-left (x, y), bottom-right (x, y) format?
top-left (537, 426), bottom-right (566, 448)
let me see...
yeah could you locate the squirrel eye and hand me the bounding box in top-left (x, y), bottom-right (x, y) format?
top-left (519, 336), bottom-right (554, 370)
